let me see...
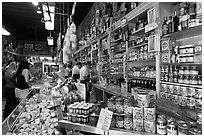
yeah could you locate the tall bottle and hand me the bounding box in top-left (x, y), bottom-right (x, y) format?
top-left (162, 16), bottom-right (168, 36)
top-left (180, 2), bottom-right (189, 30)
top-left (168, 16), bottom-right (173, 34)
top-left (172, 11), bottom-right (179, 32)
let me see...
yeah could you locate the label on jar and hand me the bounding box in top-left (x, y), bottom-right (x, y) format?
top-left (173, 85), bottom-right (180, 95)
top-left (124, 106), bottom-right (133, 116)
top-left (133, 107), bottom-right (143, 120)
top-left (133, 119), bottom-right (144, 131)
top-left (124, 117), bottom-right (133, 130)
top-left (144, 120), bottom-right (155, 133)
top-left (144, 107), bottom-right (156, 121)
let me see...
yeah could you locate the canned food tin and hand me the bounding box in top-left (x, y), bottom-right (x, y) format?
top-left (179, 86), bottom-right (187, 96)
top-left (77, 115), bottom-right (82, 123)
top-left (133, 106), bottom-right (143, 120)
top-left (159, 92), bottom-right (165, 99)
top-left (167, 121), bottom-right (178, 135)
top-left (116, 115), bottom-right (124, 128)
top-left (161, 84), bottom-right (167, 92)
top-left (144, 107), bottom-right (156, 121)
top-left (156, 116), bottom-right (167, 135)
top-left (169, 85), bottom-right (174, 94)
top-left (173, 85), bottom-right (180, 95)
top-left (177, 121), bottom-right (189, 135)
top-left (133, 119), bottom-right (144, 132)
top-left (163, 92), bottom-right (168, 99)
top-left (144, 120), bottom-right (155, 133)
top-left (124, 117), bottom-right (133, 130)
top-left (137, 93), bottom-right (149, 107)
top-left (189, 128), bottom-right (202, 135)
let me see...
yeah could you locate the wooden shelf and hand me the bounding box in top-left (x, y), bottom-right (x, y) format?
top-left (160, 62), bottom-right (202, 66)
top-left (128, 42), bottom-right (148, 50)
top-left (162, 25), bottom-right (202, 39)
top-left (130, 28), bottom-right (145, 36)
top-left (160, 81), bottom-right (202, 89)
top-left (111, 38), bottom-right (123, 43)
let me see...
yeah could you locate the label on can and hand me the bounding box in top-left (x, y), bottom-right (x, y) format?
top-left (133, 119), bottom-right (144, 131)
top-left (137, 93), bottom-right (149, 107)
top-left (144, 107), bottom-right (156, 121)
top-left (133, 107), bottom-right (143, 120)
top-left (144, 120), bottom-right (155, 133)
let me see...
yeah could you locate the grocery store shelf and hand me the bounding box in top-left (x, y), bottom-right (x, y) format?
top-left (160, 81), bottom-right (202, 88)
top-left (130, 28), bottom-right (145, 36)
top-left (162, 25), bottom-right (202, 39)
top-left (58, 120), bottom-right (154, 135)
top-left (160, 62), bottom-right (202, 66)
top-left (128, 42), bottom-right (148, 50)
top-left (127, 59), bottom-right (156, 63)
top-left (128, 76), bottom-right (156, 81)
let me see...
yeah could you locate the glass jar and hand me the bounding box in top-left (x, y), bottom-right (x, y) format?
top-left (115, 97), bottom-right (124, 114)
top-left (178, 121), bottom-right (189, 135)
top-left (179, 66), bottom-right (184, 75)
top-left (183, 75), bottom-right (190, 84)
top-left (108, 97), bottom-right (115, 112)
top-left (77, 115), bottom-right (82, 123)
top-left (78, 106), bottom-right (82, 115)
top-left (173, 66), bottom-right (179, 75)
top-left (84, 106), bottom-right (89, 115)
top-left (178, 75), bottom-right (184, 83)
top-left (167, 121), bottom-right (178, 135)
top-left (124, 116), bottom-right (133, 130)
top-left (116, 115), bottom-right (124, 129)
top-left (156, 116), bottom-right (167, 135)
top-left (191, 75), bottom-right (198, 85)
top-left (82, 115), bottom-right (89, 123)
top-left (198, 75), bottom-right (202, 85)
top-left (71, 114), bottom-right (77, 123)
top-left (183, 66), bottom-right (190, 75)
top-left (190, 66), bottom-right (198, 75)
top-left (173, 75), bottom-right (178, 83)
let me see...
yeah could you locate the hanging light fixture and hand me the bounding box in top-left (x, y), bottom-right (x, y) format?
top-left (42, 2), bottom-right (55, 30)
top-left (2, 27), bottom-right (10, 36)
top-left (47, 31), bottom-right (54, 46)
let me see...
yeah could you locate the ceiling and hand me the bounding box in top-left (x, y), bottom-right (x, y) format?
top-left (2, 2), bottom-right (93, 42)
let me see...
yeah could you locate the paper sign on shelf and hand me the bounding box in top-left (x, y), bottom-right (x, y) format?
top-left (96, 108), bottom-right (113, 131)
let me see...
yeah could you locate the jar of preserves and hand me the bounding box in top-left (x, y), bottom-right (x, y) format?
top-left (177, 121), bottom-right (189, 135)
top-left (183, 66), bottom-right (190, 75)
top-left (190, 66), bottom-right (199, 75)
top-left (173, 75), bottom-right (178, 83)
top-left (183, 75), bottom-right (190, 84)
top-left (115, 97), bottom-right (124, 114)
top-left (167, 121), bottom-right (178, 135)
top-left (156, 115), bottom-right (167, 135)
top-left (191, 75), bottom-right (198, 85)
top-left (189, 128), bottom-right (202, 135)
top-left (179, 66), bottom-right (184, 75)
top-left (178, 75), bottom-right (184, 83)
top-left (124, 116), bottom-right (133, 130)
top-left (108, 98), bottom-right (115, 112)
top-left (116, 115), bottom-right (124, 129)
top-left (198, 75), bottom-right (202, 85)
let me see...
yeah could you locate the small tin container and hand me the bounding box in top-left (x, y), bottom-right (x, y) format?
top-left (71, 114), bottom-right (77, 123)
top-left (195, 88), bottom-right (202, 99)
top-left (180, 96), bottom-right (188, 106)
top-left (77, 115), bottom-right (82, 123)
top-left (133, 107), bottom-right (143, 120)
top-left (144, 106), bottom-right (156, 122)
top-left (177, 121), bottom-right (189, 135)
top-left (144, 120), bottom-right (155, 133)
top-left (133, 119), bottom-right (144, 132)
top-left (187, 97), bottom-right (196, 109)
top-left (156, 115), bottom-right (167, 135)
top-left (167, 121), bottom-right (178, 135)
top-left (137, 93), bottom-right (149, 108)
top-left (186, 87), bottom-right (195, 97)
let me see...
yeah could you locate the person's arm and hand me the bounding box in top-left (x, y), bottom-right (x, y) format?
top-left (22, 69), bottom-right (29, 83)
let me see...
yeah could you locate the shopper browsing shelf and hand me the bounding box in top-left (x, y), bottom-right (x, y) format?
top-left (72, 62), bottom-right (82, 82)
top-left (15, 60), bottom-right (31, 101)
top-left (3, 61), bottom-right (19, 120)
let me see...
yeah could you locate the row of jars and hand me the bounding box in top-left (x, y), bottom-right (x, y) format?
top-left (161, 84), bottom-right (202, 98)
top-left (128, 47), bottom-right (155, 61)
top-left (128, 66), bottom-right (156, 78)
top-left (67, 102), bottom-right (94, 115)
top-left (156, 115), bottom-right (202, 135)
top-left (161, 65), bottom-right (200, 75)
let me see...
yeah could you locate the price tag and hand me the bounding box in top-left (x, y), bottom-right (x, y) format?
top-left (96, 108), bottom-right (113, 131)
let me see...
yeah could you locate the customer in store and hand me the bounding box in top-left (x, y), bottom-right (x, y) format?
top-left (79, 61), bottom-right (92, 102)
top-left (65, 63), bottom-right (72, 78)
top-left (15, 60), bottom-right (31, 101)
top-left (72, 62), bottom-right (82, 82)
top-left (55, 64), bottom-right (67, 81)
top-left (3, 61), bottom-right (19, 120)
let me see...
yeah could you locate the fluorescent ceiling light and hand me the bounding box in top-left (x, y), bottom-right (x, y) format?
top-left (47, 36), bottom-right (54, 45)
top-left (42, 3), bottom-right (55, 30)
top-left (32, 2), bottom-right (38, 6)
top-left (2, 28), bottom-right (10, 36)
